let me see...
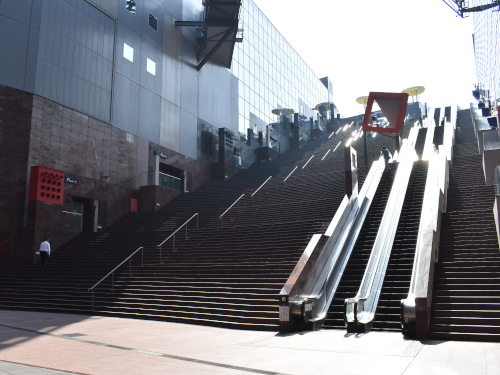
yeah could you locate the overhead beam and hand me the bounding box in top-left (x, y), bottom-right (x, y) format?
top-left (441, 0), bottom-right (500, 17)
top-left (196, 27), bottom-right (235, 71)
top-left (175, 20), bottom-right (238, 27)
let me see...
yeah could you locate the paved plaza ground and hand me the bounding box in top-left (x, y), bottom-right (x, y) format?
top-left (0, 310), bottom-right (499, 374)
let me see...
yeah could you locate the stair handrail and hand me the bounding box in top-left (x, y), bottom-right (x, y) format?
top-left (283, 166), bottom-right (298, 183)
top-left (321, 149), bottom-right (331, 161)
top-left (157, 213), bottom-right (199, 261)
top-left (302, 155), bottom-right (315, 169)
top-left (344, 132), bottom-right (418, 332)
top-left (88, 246), bottom-right (144, 311)
top-left (219, 194), bottom-right (246, 227)
top-left (250, 176), bottom-right (272, 198)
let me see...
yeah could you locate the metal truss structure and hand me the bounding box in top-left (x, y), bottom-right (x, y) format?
top-left (175, 0), bottom-right (243, 70)
top-left (442, 0), bottom-right (500, 18)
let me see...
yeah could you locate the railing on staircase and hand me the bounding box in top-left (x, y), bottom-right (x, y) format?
top-left (493, 166), bottom-right (500, 246)
top-left (283, 166), bottom-right (298, 183)
top-left (219, 174), bottom-right (275, 226)
top-left (250, 176), bottom-right (272, 199)
top-left (88, 246), bottom-right (144, 311)
top-left (157, 213), bottom-right (199, 261)
top-left (219, 194), bottom-right (246, 227)
top-left (302, 155), bottom-right (314, 170)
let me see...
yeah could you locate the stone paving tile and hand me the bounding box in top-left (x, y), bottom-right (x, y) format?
top-left (1, 310), bottom-right (500, 375)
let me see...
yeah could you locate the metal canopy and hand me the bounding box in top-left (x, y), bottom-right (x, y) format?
top-left (176, 0), bottom-right (242, 70)
top-left (441, 0), bottom-right (500, 18)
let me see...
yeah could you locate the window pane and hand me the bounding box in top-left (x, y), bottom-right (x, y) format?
top-left (123, 43), bottom-right (133, 62)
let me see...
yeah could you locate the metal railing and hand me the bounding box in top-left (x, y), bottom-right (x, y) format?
top-left (157, 213), bottom-right (199, 261)
top-left (159, 172), bottom-right (182, 191)
top-left (219, 194), bottom-right (246, 227)
top-left (321, 149), bottom-right (331, 161)
top-left (278, 156), bottom-right (387, 331)
top-left (88, 246), bottom-right (144, 311)
top-left (302, 155), bottom-right (314, 169)
top-left (495, 165), bottom-right (500, 195)
top-left (344, 131), bottom-right (418, 332)
top-left (283, 166), bottom-right (298, 183)
top-left (250, 176), bottom-right (272, 199)
top-left (401, 146), bottom-right (447, 336)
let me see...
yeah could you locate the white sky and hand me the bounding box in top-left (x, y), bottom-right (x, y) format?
top-left (251, 0), bottom-right (477, 117)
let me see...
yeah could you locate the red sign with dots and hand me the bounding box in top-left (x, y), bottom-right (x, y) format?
top-left (29, 166), bottom-right (65, 205)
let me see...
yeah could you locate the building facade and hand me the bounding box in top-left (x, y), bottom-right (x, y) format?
top-left (471, 0), bottom-right (500, 106)
top-left (0, 0), bottom-right (332, 264)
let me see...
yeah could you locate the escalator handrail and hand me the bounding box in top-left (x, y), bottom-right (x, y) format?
top-left (345, 128), bottom-right (419, 327)
top-left (401, 112), bottom-right (454, 335)
top-left (278, 154), bottom-right (386, 329)
top-left (400, 146), bottom-right (444, 330)
top-left (303, 156), bottom-right (387, 324)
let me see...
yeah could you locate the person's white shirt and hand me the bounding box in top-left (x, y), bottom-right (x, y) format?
top-left (39, 240), bottom-right (51, 256)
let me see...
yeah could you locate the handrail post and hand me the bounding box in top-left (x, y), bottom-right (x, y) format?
top-left (156, 213), bottom-right (199, 255)
top-left (219, 195), bottom-right (244, 225)
top-left (88, 245), bottom-right (144, 312)
top-left (251, 176), bottom-right (272, 200)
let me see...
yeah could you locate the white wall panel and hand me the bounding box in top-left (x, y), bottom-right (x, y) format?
top-left (138, 88), bottom-right (161, 144)
top-left (212, 88), bottom-right (230, 129)
top-left (179, 109), bottom-right (198, 159)
top-left (112, 73), bottom-right (140, 134)
top-left (162, 54), bottom-right (181, 106)
top-left (160, 99), bottom-right (181, 152)
top-left (180, 64), bottom-right (199, 116)
top-left (198, 77), bottom-right (213, 124)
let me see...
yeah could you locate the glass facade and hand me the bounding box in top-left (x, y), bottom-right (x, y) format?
top-left (472, 1), bottom-right (500, 103)
top-left (232, 0), bottom-right (330, 135)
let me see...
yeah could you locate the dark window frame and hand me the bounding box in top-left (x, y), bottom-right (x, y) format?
top-left (149, 13), bottom-right (158, 31)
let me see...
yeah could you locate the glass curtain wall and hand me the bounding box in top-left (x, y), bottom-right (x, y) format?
top-left (231, 0), bottom-right (330, 136)
top-left (472, 1), bottom-right (500, 103)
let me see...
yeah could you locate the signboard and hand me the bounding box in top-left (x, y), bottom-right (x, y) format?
top-left (66, 177), bottom-right (79, 184)
top-left (279, 295), bottom-right (290, 322)
top-left (154, 151), bottom-right (168, 159)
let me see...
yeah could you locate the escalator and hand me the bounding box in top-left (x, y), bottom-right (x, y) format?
top-left (414, 128), bottom-right (427, 159)
top-left (371, 160), bottom-right (428, 331)
top-left (322, 164), bottom-right (398, 328)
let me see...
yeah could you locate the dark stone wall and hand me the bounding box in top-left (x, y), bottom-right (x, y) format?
top-left (140, 185), bottom-right (181, 212)
top-left (0, 87), bottom-right (212, 265)
top-left (0, 85), bottom-right (33, 264)
top-left (147, 143), bottom-right (211, 194)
